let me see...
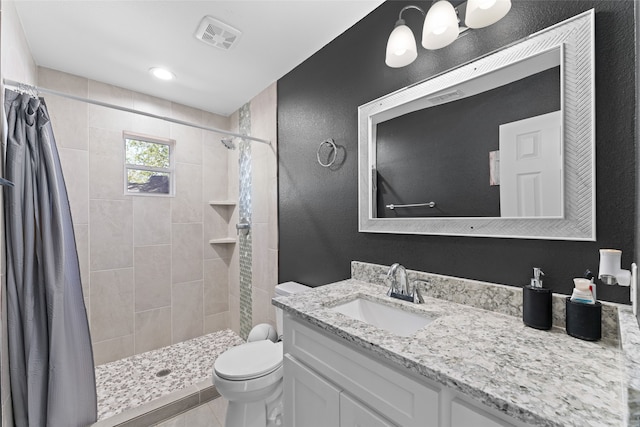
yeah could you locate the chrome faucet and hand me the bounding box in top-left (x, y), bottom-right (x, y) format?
top-left (387, 263), bottom-right (408, 295)
top-left (386, 263), bottom-right (423, 303)
top-left (236, 217), bottom-right (251, 236)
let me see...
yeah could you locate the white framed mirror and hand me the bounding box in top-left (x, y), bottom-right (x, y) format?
top-left (358, 10), bottom-right (595, 240)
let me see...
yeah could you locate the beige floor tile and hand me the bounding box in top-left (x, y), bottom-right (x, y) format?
top-left (209, 398), bottom-right (228, 426)
top-left (155, 413), bottom-right (185, 427)
top-left (184, 403), bottom-right (220, 427)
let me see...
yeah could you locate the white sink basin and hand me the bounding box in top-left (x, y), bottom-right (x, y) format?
top-left (329, 298), bottom-right (434, 337)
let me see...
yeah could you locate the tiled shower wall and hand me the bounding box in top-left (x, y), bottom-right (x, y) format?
top-left (228, 84), bottom-right (279, 334)
top-left (238, 104), bottom-right (253, 339)
top-left (37, 67), bottom-right (234, 365)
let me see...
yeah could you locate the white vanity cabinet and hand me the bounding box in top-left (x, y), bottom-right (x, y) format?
top-left (283, 315), bottom-right (529, 427)
top-left (283, 354), bottom-right (340, 427)
top-left (450, 400), bottom-right (514, 427)
top-left (340, 393), bottom-right (395, 427)
top-left (284, 354), bottom-right (395, 427)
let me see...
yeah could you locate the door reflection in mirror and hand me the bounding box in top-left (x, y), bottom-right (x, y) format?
top-left (499, 111), bottom-right (563, 218)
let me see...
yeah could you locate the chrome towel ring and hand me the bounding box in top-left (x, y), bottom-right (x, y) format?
top-left (316, 138), bottom-right (337, 168)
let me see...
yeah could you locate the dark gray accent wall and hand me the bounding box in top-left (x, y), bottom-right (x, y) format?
top-left (635, 0), bottom-right (639, 321)
top-left (278, 0), bottom-right (636, 303)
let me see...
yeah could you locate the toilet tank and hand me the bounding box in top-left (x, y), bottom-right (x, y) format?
top-left (274, 281), bottom-right (311, 337)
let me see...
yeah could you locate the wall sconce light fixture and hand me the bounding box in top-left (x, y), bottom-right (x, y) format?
top-left (385, 0), bottom-right (512, 68)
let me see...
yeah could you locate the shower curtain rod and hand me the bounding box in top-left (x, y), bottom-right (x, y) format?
top-left (2, 78), bottom-right (271, 145)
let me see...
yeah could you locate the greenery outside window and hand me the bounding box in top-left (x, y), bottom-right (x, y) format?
top-left (124, 132), bottom-right (175, 196)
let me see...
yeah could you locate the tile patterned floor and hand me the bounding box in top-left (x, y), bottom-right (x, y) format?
top-left (95, 330), bottom-right (244, 420)
top-left (155, 397), bottom-right (228, 427)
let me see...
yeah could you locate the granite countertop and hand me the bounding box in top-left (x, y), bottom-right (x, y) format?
top-left (274, 278), bottom-right (624, 427)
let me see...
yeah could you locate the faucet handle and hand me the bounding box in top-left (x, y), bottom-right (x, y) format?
top-left (411, 280), bottom-right (429, 304)
top-left (413, 287), bottom-right (424, 304)
top-left (387, 263), bottom-right (400, 277)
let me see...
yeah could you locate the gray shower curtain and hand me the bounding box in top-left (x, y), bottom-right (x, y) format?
top-left (4, 90), bottom-right (97, 426)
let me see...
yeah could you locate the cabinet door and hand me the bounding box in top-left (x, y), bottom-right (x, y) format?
top-left (283, 354), bottom-right (340, 427)
top-left (286, 317), bottom-right (440, 426)
top-left (451, 399), bottom-right (515, 427)
top-left (340, 392), bottom-right (396, 427)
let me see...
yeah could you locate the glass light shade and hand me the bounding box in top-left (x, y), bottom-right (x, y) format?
top-left (465, 0), bottom-right (511, 29)
top-left (385, 24), bottom-right (418, 68)
top-left (149, 67), bottom-right (175, 80)
top-left (422, 0), bottom-right (459, 50)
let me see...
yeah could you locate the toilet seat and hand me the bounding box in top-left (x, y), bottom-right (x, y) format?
top-left (214, 341), bottom-right (283, 381)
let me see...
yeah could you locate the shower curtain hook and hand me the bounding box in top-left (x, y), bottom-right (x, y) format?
top-left (16, 82), bottom-right (38, 98)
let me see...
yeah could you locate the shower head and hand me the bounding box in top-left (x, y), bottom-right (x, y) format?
top-left (221, 137), bottom-right (236, 150)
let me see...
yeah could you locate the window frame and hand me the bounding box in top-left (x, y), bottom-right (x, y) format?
top-left (123, 131), bottom-right (176, 197)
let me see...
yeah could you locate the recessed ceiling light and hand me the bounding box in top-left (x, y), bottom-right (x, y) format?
top-left (149, 67), bottom-right (175, 81)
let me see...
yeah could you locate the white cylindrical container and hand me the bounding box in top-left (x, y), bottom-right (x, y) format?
top-left (599, 249), bottom-right (631, 286)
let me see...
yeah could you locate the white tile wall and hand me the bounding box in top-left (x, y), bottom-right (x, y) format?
top-left (59, 147), bottom-right (90, 223)
top-left (35, 67), bottom-right (234, 365)
top-left (133, 197), bottom-right (172, 246)
top-left (90, 268), bottom-right (135, 342)
top-left (171, 223), bottom-right (204, 285)
top-left (134, 245), bottom-right (172, 312)
top-left (172, 125), bottom-right (203, 165)
top-left (204, 258), bottom-right (230, 316)
top-left (249, 83), bottom-right (279, 329)
top-left (93, 335), bottom-right (134, 366)
top-left (172, 163), bottom-right (204, 223)
top-left (134, 307), bottom-right (172, 353)
top-left (89, 127), bottom-right (127, 200)
top-left (171, 280), bottom-right (204, 343)
top-left (202, 131), bottom-right (229, 202)
top-left (90, 199), bottom-right (134, 271)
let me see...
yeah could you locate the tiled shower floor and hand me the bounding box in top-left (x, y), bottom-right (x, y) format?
top-left (95, 329), bottom-right (244, 421)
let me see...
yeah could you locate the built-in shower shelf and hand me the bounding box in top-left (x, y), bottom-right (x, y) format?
top-left (209, 200), bottom-right (237, 206)
top-left (208, 201), bottom-right (236, 245)
top-left (209, 238), bottom-right (237, 245)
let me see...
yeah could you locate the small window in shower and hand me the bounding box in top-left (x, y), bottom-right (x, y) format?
top-left (124, 132), bottom-right (175, 196)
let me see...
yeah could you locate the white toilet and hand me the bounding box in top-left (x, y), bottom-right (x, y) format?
top-left (212, 281), bottom-right (311, 427)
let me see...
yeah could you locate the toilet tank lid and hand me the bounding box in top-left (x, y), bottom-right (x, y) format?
top-left (275, 281), bottom-right (311, 297)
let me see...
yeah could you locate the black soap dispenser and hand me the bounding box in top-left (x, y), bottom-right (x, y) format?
top-left (523, 267), bottom-right (552, 330)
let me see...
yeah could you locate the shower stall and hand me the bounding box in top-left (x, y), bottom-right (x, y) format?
top-left (2, 67), bottom-right (278, 424)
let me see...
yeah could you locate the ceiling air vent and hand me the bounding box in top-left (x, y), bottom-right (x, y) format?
top-left (195, 16), bottom-right (242, 50)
